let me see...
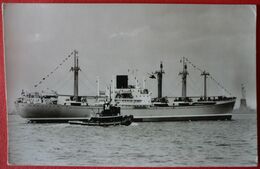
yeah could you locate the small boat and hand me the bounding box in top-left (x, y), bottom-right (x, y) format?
top-left (69, 103), bottom-right (134, 126)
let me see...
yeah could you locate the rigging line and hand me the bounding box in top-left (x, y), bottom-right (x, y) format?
top-left (54, 73), bottom-right (73, 90)
top-left (78, 64), bottom-right (96, 82)
top-left (189, 72), bottom-right (203, 91)
top-left (80, 70), bottom-right (97, 90)
top-left (79, 77), bottom-right (96, 93)
top-left (38, 82), bottom-right (51, 93)
top-left (79, 78), bottom-right (90, 91)
top-left (52, 72), bottom-right (73, 91)
top-left (54, 74), bottom-right (74, 94)
top-left (184, 57), bottom-right (232, 96)
top-left (170, 77), bottom-right (183, 97)
top-left (187, 75), bottom-right (203, 95)
top-left (208, 77), bottom-right (222, 96)
top-left (42, 88), bottom-right (57, 94)
top-left (80, 71), bottom-right (93, 87)
top-left (209, 76), bottom-right (232, 96)
top-left (33, 51), bottom-right (74, 88)
top-left (187, 76), bottom-right (201, 95)
top-left (41, 68), bottom-right (72, 94)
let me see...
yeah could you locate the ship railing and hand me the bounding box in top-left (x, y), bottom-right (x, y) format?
top-left (115, 98), bottom-right (142, 102)
top-left (57, 94), bottom-right (107, 99)
top-left (168, 96), bottom-right (236, 102)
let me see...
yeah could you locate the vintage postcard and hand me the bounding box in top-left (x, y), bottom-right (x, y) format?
top-left (4, 4), bottom-right (257, 166)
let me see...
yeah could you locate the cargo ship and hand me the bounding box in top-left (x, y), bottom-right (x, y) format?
top-left (14, 50), bottom-right (236, 122)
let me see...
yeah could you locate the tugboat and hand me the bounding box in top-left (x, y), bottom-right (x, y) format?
top-left (69, 102), bottom-right (134, 126)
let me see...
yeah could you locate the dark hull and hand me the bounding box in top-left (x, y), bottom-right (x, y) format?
top-left (134, 114), bottom-right (232, 122)
top-left (69, 115), bottom-right (133, 126)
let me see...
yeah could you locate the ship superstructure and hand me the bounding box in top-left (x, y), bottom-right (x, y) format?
top-left (95, 75), bottom-right (152, 108)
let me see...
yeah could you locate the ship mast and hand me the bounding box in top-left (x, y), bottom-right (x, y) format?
top-left (201, 71), bottom-right (210, 100)
top-left (155, 61), bottom-right (165, 98)
top-left (96, 76), bottom-right (100, 97)
top-left (179, 57), bottom-right (189, 98)
top-left (70, 50), bottom-right (80, 101)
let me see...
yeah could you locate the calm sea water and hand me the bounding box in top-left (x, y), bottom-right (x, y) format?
top-left (8, 112), bottom-right (257, 167)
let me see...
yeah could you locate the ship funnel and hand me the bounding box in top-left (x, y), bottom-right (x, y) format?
top-left (116, 75), bottom-right (128, 89)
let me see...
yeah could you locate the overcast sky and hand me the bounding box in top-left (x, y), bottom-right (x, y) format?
top-left (4, 4), bottom-right (256, 110)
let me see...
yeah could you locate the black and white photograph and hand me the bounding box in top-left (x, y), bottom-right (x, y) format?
top-left (4, 4), bottom-right (257, 166)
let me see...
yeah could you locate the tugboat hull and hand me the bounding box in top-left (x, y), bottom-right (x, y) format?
top-left (69, 115), bottom-right (134, 126)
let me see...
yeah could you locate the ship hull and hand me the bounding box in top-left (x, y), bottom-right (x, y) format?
top-left (16, 103), bottom-right (103, 122)
top-left (122, 100), bottom-right (235, 122)
top-left (15, 99), bottom-right (235, 122)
